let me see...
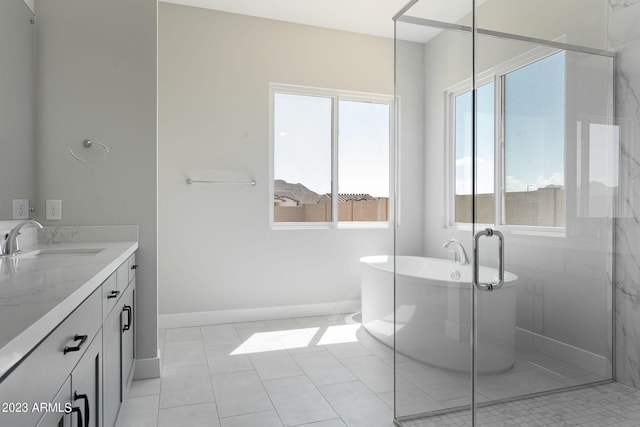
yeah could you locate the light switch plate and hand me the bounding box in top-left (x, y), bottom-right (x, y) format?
top-left (46, 199), bottom-right (62, 220)
top-left (13, 199), bottom-right (29, 219)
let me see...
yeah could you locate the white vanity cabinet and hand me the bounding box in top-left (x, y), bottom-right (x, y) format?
top-left (0, 288), bottom-right (102, 427)
top-left (0, 249), bottom-right (137, 427)
top-left (103, 255), bottom-right (137, 427)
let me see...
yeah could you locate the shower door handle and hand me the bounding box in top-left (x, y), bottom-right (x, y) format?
top-left (473, 228), bottom-right (504, 292)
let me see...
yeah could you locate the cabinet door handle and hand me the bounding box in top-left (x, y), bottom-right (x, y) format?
top-left (122, 305), bottom-right (132, 332)
top-left (73, 392), bottom-right (89, 427)
top-left (63, 334), bottom-right (88, 354)
top-left (131, 264), bottom-right (138, 270)
top-left (71, 406), bottom-right (83, 427)
top-left (107, 290), bottom-right (120, 299)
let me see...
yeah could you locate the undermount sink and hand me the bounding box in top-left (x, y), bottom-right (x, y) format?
top-left (20, 248), bottom-right (105, 257)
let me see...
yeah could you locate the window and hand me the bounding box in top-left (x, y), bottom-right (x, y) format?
top-left (449, 51), bottom-right (566, 227)
top-left (271, 84), bottom-right (393, 227)
top-left (454, 82), bottom-right (495, 224)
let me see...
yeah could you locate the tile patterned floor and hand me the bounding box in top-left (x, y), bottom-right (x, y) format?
top-left (117, 314), bottom-right (638, 427)
top-left (402, 382), bottom-right (640, 426)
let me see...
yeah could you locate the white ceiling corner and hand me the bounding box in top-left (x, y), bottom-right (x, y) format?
top-left (160, 0), bottom-right (415, 40)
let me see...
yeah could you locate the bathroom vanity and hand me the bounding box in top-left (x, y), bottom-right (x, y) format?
top-left (0, 229), bottom-right (138, 427)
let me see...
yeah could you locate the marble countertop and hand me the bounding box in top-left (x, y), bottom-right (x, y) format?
top-left (0, 239), bottom-right (137, 381)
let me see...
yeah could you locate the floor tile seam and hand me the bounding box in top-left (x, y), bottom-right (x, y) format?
top-left (334, 353), bottom-right (396, 397)
top-left (164, 333), bottom-right (204, 343)
top-left (249, 346), bottom-right (308, 381)
top-left (158, 363), bottom-right (215, 412)
top-left (288, 416), bottom-right (345, 427)
top-left (262, 373), bottom-right (343, 425)
top-left (161, 362), bottom-right (210, 373)
top-left (161, 340), bottom-right (207, 368)
top-left (153, 385), bottom-right (161, 426)
top-left (254, 372), bottom-right (288, 426)
top-left (157, 399), bottom-right (218, 413)
top-left (129, 389), bottom-right (161, 398)
top-left (158, 394), bottom-right (215, 411)
top-left (208, 365), bottom-right (256, 376)
top-left (216, 408), bottom-right (284, 426)
top-left (162, 364), bottom-right (208, 373)
top-left (208, 368), bottom-right (274, 422)
top-left (287, 345), bottom-right (335, 362)
top-left (376, 391), bottom-right (396, 412)
top-left (290, 350), bottom-right (358, 387)
top-left (163, 337), bottom-right (205, 344)
top-left (125, 393), bottom-right (160, 403)
top-left (258, 371), bottom-right (315, 382)
top-left (285, 347), bottom-right (327, 358)
top-left (311, 375), bottom-right (368, 388)
top-left (394, 369), bottom-right (470, 403)
top-left (315, 379), bottom-right (363, 426)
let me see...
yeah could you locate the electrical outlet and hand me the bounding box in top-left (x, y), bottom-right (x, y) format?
top-left (13, 199), bottom-right (29, 220)
top-left (46, 199), bottom-right (62, 220)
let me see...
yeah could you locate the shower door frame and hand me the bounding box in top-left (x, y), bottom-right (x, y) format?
top-left (393, 0), bottom-right (618, 425)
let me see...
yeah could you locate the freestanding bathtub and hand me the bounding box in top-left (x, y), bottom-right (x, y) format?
top-left (360, 255), bottom-right (518, 373)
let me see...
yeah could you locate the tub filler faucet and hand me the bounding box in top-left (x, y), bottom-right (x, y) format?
top-left (443, 239), bottom-right (469, 265)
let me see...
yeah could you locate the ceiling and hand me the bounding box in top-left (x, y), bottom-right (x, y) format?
top-left (160, 0), bottom-right (438, 42)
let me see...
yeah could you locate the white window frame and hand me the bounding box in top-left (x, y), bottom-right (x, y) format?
top-left (445, 46), bottom-right (566, 235)
top-left (269, 83), bottom-right (395, 230)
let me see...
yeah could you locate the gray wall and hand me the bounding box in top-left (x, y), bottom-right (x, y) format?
top-left (158, 3), bottom-right (424, 319)
top-left (0, 0), bottom-right (35, 219)
top-left (35, 0), bottom-right (158, 374)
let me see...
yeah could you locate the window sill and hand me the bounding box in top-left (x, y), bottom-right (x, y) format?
top-left (271, 222), bottom-right (391, 231)
top-left (445, 223), bottom-right (566, 238)
top-left (337, 222), bottom-right (391, 230)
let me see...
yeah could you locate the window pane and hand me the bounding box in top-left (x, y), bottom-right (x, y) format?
top-left (504, 52), bottom-right (565, 226)
top-left (338, 100), bottom-right (390, 222)
top-left (273, 93), bottom-right (332, 223)
top-left (454, 83), bottom-right (495, 223)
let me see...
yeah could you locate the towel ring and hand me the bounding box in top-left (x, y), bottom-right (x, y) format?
top-left (69, 139), bottom-right (110, 163)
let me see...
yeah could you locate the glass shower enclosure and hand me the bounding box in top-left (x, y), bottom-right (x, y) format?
top-left (390, 0), bottom-right (618, 424)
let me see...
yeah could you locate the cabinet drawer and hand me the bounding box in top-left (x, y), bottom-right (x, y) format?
top-left (0, 289), bottom-right (101, 427)
top-left (127, 253), bottom-right (136, 284)
top-left (102, 273), bottom-right (119, 321)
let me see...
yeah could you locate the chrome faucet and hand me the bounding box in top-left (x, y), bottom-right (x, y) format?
top-left (443, 239), bottom-right (469, 265)
top-left (2, 220), bottom-right (43, 256)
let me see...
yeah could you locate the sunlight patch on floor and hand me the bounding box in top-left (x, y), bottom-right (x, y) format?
top-left (230, 327), bottom-right (320, 355)
top-left (317, 323), bottom-right (362, 345)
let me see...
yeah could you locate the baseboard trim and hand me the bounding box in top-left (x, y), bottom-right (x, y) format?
top-left (133, 353), bottom-right (161, 380)
top-left (516, 327), bottom-right (608, 377)
top-left (158, 300), bottom-right (361, 329)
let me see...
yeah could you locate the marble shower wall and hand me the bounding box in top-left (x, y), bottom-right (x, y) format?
top-left (613, 0), bottom-right (640, 388)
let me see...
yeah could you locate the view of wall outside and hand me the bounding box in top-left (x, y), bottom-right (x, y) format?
top-left (454, 52), bottom-right (566, 227)
top-left (273, 91), bottom-right (390, 223)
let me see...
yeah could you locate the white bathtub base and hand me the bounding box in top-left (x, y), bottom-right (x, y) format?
top-left (361, 255), bottom-right (518, 374)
